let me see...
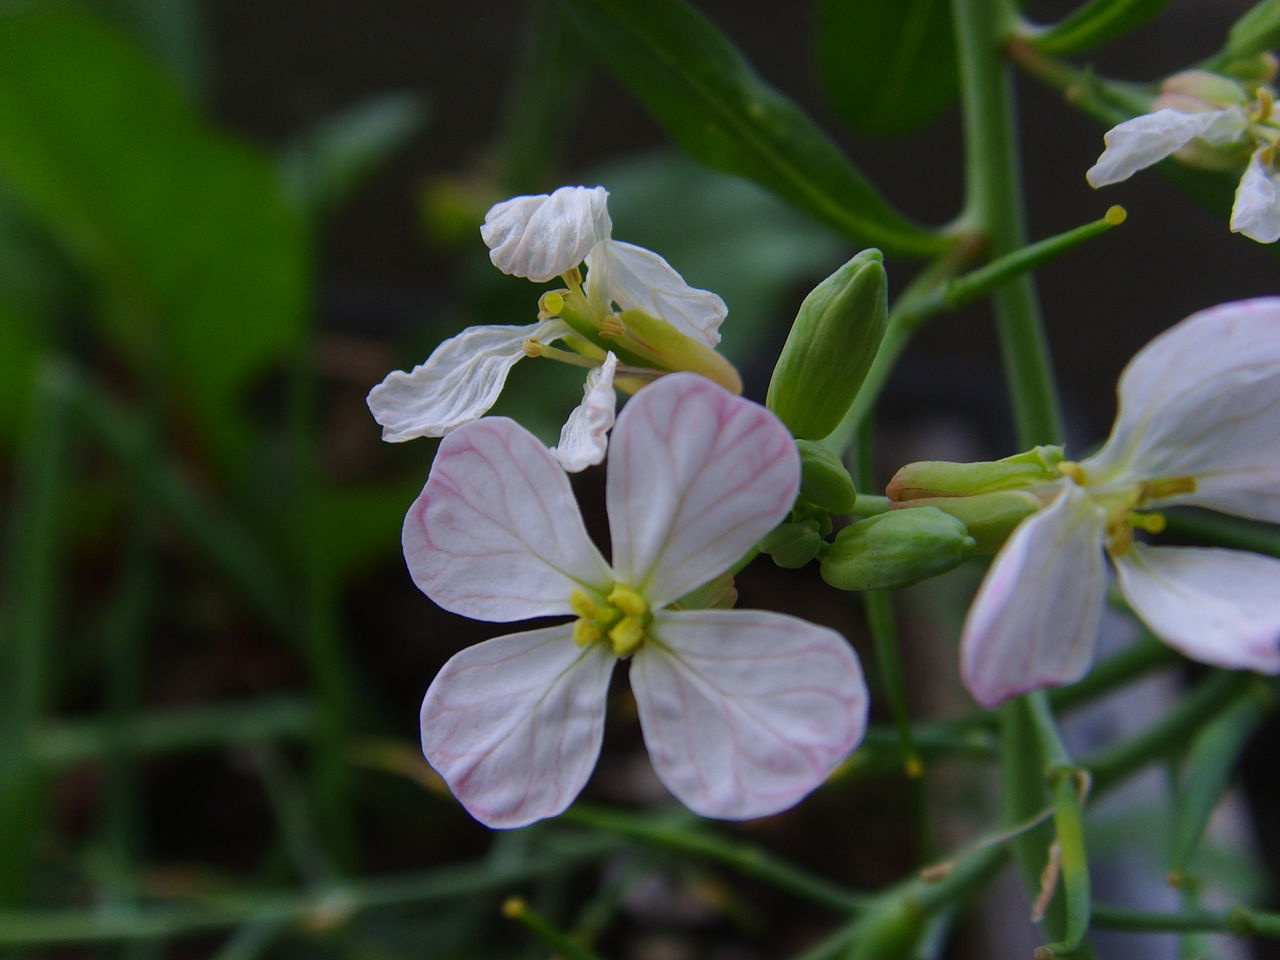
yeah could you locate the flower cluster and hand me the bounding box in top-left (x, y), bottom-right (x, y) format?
top-left (961, 299), bottom-right (1280, 706)
top-left (367, 185), bottom-right (737, 471)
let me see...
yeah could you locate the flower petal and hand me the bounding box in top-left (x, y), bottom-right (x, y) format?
top-left (1114, 544), bottom-right (1280, 674)
top-left (585, 240), bottom-right (727, 346)
top-left (1085, 108), bottom-right (1247, 187)
top-left (606, 373), bottom-right (799, 606)
top-left (404, 417), bottom-right (612, 621)
top-left (480, 186), bottom-right (612, 282)
top-left (960, 483), bottom-right (1109, 708)
top-left (1080, 298), bottom-right (1280, 523)
top-left (630, 609), bottom-right (866, 820)
top-left (421, 626), bottom-right (615, 829)
top-left (1231, 147), bottom-right (1280, 243)
top-left (368, 319), bottom-right (570, 441)
top-left (550, 353), bottom-right (617, 473)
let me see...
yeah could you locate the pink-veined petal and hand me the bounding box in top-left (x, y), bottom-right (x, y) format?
top-left (630, 609), bottom-right (866, 820)
top-left (421, 626), bottom-right (615, 829)
top-left (606, 373), bottom-right (799, 607)
top-left (585, 240), bottom-right (727, 346)
top-left (404, 417), bottom-right (612, 621)
top-left (368, 319), bottom-right (570, 441)
top-left (1231, 147), bottom-right (1280, 243)
top-left (1086, 108), bottom-right (1248, 187)
top-left (480, 186), bottom-right (612, 282)
top-left (551, 353), bottom-right (617, 473)
top-left (1080, 298), bottom-right (1280, 523)
top-left (1114, 544), bottom-right (1280, 674)
top-left (960, 483), bottom-right (1109, 708)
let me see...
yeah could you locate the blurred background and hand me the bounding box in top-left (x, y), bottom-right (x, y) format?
top-left (2, 0), bottom-right (1278, 957)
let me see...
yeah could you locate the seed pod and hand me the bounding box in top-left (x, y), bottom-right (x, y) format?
top-left (797, 439), bottom-right (857, 513)
top-left (820, 507), bottom-right (975, 591)
top-left (767, 249), bottom-right (887, 440)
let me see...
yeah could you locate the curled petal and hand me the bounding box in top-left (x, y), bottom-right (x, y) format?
top-left (960, 483), bottom-right (1109, 708)
top-left (1081, 298), bottom-right (1280, 523)
top-left (422, 627), bottom-right (615, 829)
top-left (585, 240), bottom-right (727, 346)
top-left (1231, 147), bottom-right (1280, 243)
top-left (480, 186), bottom-right (611, 282)
top-left (607, 373), bottom-right (799, 607)
top-left (404, 417), bottom-right (612, 622)
top-left (551, 353), bottom-right (618, 473)
top-left (1114, 544), bottom-right (1280, 674)
top-left (1085, 108), bottom-right (1248, 187)
top-left (368, 319), bottom-right (570, 441)
top-left (631, 609), bottom-right (866, 820)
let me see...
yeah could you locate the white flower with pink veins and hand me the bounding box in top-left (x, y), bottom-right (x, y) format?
top-left (962, 299), bottom-right (1280, 708)
top-left (405, 373), bottom-right (868, 828)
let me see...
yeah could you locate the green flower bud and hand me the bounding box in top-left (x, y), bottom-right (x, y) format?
top-left (897, 490), bottom-right (1042, 553)
top-left (758, 519), bottom-right (825, 570)
top-left (796, 439), bottom-right (857, 513)
top-left (766, 249), bottom-right (888, 440)
top-left (886, 445), bottom-right (1064, 501)
top-left (820, 507), bottom-right (975, 591)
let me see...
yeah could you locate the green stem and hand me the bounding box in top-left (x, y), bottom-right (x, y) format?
top-left (865, 591), bottom-right (922, 777)
top-left (503, 897), bottom-right (609, 960)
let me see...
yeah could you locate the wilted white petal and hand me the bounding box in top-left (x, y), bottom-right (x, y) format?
top-left (1081, 298), bottom-right (1280, 522)
top-left (421, 627), bottom-right (615, 829)
top-left (1115, 544), bottom-right (1280, 673)
top-left (607, 373), bottom-right (799, 607)
top-left (960, 483), bottom-right (1109, 708)
top-left (631, 609), bottom-right (866, 820)
top-left (368, 319), bottom-right (570, 441)
top-left (1086, 108), bottom-right (1247, 187)
top-left (404, 417), bottom-right (612, 622)
top-left (1231, 147), bottom-right (1280, 243)
top-left (480, 186), bottom-right (611, 282)
top-left (551, 353), bottom-right (618, 473)
top-left (585, 240), bottom-right (727, 346)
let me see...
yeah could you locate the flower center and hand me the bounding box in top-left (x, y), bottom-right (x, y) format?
top-left (570, 585), bottom-right (651, 658)
top-left (1058, 461), bottom-right (1195, 556)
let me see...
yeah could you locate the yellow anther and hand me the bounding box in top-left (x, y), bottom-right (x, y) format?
top-left (1107, 523), bottom-right (1134, 557)
top-left (1130, 511), bottom-right (1167, 535)
top-left (573, 619), bottom-right (602, 647)
top-left (1057, 461), bottom-right (1088, 485)
top-left (569, 588), bottom-right (598, 620)
top-left (1104, 205), bottom-right (1127, 226)
top-left (538, 290), bottom-right (566, 318)
top-left (1256, 86), bottom-right (1275, 123)
top-left (599, 315), bottom-right (625, 338)
top-left (607, 584), bottom-right (648, 617)
top-left (609, 617), bottom-right (646, 657)
top-left (1139, 476), bottom-right (1197, 502)
top-left (522, 338), bottom-right (544, 358)
top-left (502, 897), bottom-right (527, 919)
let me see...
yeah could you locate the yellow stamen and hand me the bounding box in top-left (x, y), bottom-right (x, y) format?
top-left (538, 290), bottom-right (566, 319)
top-left (1108, 523), bottom-right (1134, 557)
top-left (607, 584), bottom-right (648, 617)
top-left (1139, 476), bottom-right (1197, 503)
top-left (1130, 512), bottom-right (1167, 535)
top-left (1256, 86), bottom-right (1275, 124)
top-left (522, 338), bottom-right (544, 358)
top-left (609, 617), bottom-right (646, 657)
top-left (1057, 461), bottom-right (1087, 485)
top-left (561, 266), bottom-right (583, 289)
top-left (570, 588), bottom-right (597, 620)
top-left (599, 315), bottom-right (625, 338)
top-left (573, 619), bottom-right (602, 647)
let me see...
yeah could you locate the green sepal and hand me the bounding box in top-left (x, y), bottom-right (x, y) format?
top-left (796, 440), bottom-right (857, 514)
top-left (820, 507), bottom-right (975, 591)
top-left (766, 249), bottom-right (888, 440)
top-left (758, 519), bottom-right (825, 570)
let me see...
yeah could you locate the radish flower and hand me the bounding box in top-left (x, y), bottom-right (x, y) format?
top-left (1086, 71), bottom-right (1280, 243)
top-left (962, 299), bottom-right (1280, 707)
top-left (407, 373), bottom-right (867, 828)
top-left (368, 185), bottom-right (736, 471)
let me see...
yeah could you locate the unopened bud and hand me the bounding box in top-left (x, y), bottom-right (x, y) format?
top-left (797, 440), bottom-right (857, 513)
top-left (886, 446), bottom-right (1064, 502)
top-left (820, 507), bottom-right (975, 591)
top-left (759, 519), bottom-right (825, 569)
top-left (1157, 70), bottom-right (1249, 109)
top-left (896, 489), bottom-right (1043, 553)
top-left (767, 249), bottom-right (887, 440)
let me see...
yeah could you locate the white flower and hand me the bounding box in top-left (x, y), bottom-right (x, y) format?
top-left (367, 185), bottom-right (730, 471)
top-left (406, 373), bottom-right (868, 828)
top-left (961, 299), bottom-right (1280, 708)
top-left (1086, 72), bottom-right (1280, 243)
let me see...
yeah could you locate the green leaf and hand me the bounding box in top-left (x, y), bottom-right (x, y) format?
top-left (280, 92), bottom-right (429, 221)
top-left (1034, 0), bottom-right (1173, 55)
top-left (559, 0), bottom-right (949, 257)
top-left (0, 3), bottom-right (307, 464)
top-left (816, 0), bottom-right (958, 137)
top-left (1225, 0), bottom-right (1280, 61)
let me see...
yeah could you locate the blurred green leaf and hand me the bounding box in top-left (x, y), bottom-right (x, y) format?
top-left (313, 479), bottom-right (426, 586)
top-left (85, 0), bottom-right (209, 99)
top-left (0, 2), bottom-right (307, 464)
top-left (280, 93), bottom-right (429, 221)
top-left (560, 0), bottom-right (950, 257)
top-left (1225, 0), bottom-right (1280, 61)
top-left (1033, 0), bottom-right (1173, 56)
top-left (816, 0), bottom-right (958, 137)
